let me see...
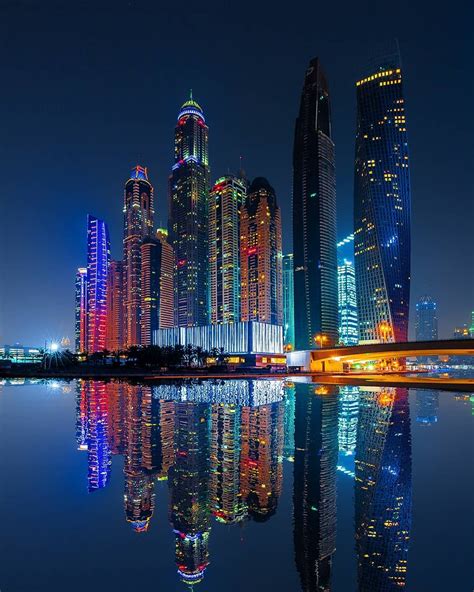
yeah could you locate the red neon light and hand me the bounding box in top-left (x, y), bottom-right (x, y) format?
top-left (247, 247), bottom-right (257, 255)
top-left (178, 259), bottom-right (187, 267)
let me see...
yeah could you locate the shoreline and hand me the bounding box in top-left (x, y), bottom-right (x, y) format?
top-left (1, 369), bottom-right (472, 392)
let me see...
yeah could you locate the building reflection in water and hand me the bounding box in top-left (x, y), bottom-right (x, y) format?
top-left (76, 381), bottom-right (112, 492)
top-left (355, 387), bottom-right (412, 591)
top-left (74, 379), bottom-right (412, 589)
top-left (293, 383), bottom-right (338, 592)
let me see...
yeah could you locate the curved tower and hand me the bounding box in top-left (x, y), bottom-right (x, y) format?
top-left (292, 57), bottom-right (338, 349)
top-left (354, 53), bottom-right (411, 343)
top-left (123, 165), bottom-right (154, 346)
top-left (168, 93), bottom-right (210, 327)
top-left (240, 177), bottom-right (283, 325)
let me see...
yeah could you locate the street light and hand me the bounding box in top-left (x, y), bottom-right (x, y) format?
top-left (313, 334), bottom-right (328, 349)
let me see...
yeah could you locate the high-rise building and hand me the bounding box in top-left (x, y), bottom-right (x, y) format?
top-left (169, 402), bottom-right (211, 585)
top-left (355, 388), bottom-right (412, 590)
top-left (75, 267), bottom-right (88, 352)
top-left (282, 254), bottom-right (295, 349)
top-left (106, 260), bottom-right (124, 352)
top-left (123, 165), bottom-right (154, 347)
top-left (240, 400), bottom-right (284, 522)
top-left (338, 259), bottom-right (359, 345)
top-left (293, 384), bottom-right (338, 590)
top-left (168, 93), bottom-right (210, 327)
top-left (86, 215), bottom-right (110, 353)
top-left (240, 177), bottom-right (283, 326)
top-left (415, 296), bottom-right (438, 341)
top-left (354, 50), bottom-right (411, 343)
top-left (210, 403), bottom-right (246, 524)
top-left (293, 57), bottom-right (338, 349)
top-left (209, 175), bottom-right (246, 324)
top-left (140, 230), bottom-right (174, 345)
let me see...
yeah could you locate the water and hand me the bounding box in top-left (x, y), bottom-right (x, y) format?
top-left (0, 378), bottom-right (472, 591)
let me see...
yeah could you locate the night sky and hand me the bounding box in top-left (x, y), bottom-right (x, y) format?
top-left (1, 0), bottom-right (472, 345)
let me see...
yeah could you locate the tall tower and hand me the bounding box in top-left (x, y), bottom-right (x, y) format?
top-left (415, 296), bottom-right (438, 341)
top-left (123, 165), bottom-right (154, 346)
top-left (86, 215), bottom-right (110, 353)
top-left (75, 267), bottom-right (88, 353)
top-left (240, 177), bottom-right (283, 325)
top-left (293, 57), bottom-right (338, 349)
top-left (209, 175), bottom-right (246, 324)
top-left (106, 260), bottom-right (124, 351)
top-left (338, 259), bottom-right (359, 345)
top-left (140, 230), bottom-right (174, 346)
top-left (282, 254), bottom-right (295, 349)
top-left (354, 50), bottom-right (411, 343)
top-left (168, 93), bottom-right (210, 327)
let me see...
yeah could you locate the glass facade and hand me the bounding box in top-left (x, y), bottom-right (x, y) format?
top-left (86, 215), bottom-right (110, 353)
top-left (153, 321), bottom-right (283, 355)
top-left (415, 295), bottom-right (438, 341)
top-left (338, 259), bottom-right (359, 345)
top-left (168, 94), bottom-right (210, 327)
top-left (140, 232), bottom-right (174, 346)
top-left (123, 166), bottom-right (154, 346)
top-left (293, 57), bottom-right (338, 349)
top-left (106, 260), bottom-right (123, 352)
top-left (240, 177), bottom-right (283, 326)
top-left (75, 267), bottom-right (88, 352)
top-left (209, 175), bottom-right (246, 324)
top-left (282, 254), bottom-right (295, 349)
top-left (354, 56), bottom-right (411, 343)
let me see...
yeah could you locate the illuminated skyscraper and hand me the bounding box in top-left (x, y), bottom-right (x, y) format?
top-left (355, 388), bottom-right (412, 590)
top-left (415, 296), bottom-right (438, 341)
top-left (210, 403), bottom-right (246, 524)
top-left (338, 259), bottom-right (359, 345)
top-left (240, 399), bottom-right (284, 521)
top-left (293, 57), bottom-right (338, 349)
top-left (169, 402), bottom-right (211, 585)
top-left (86, 215), bottom-right (110, 353)
top-left (123, 385), bottom-right (156, 532)
top-left (282, 254), bottom-right (295, 349)
top-left (168, 93), bottom-right (210, 327)
top-left (293, 384), bottom-right (338, 591)
top-left (338, 386), bottom-right (360, 455)
top-left (209, 175), bottom-right (246, 324)
top-left (140, 230), bottom-right (174, 345)
top-left (415, 390), bottom-right (439, 425)
top-left (83, 381), bottom-right (112, 492)
top-left (123, 165), bottom-right (154, 346)
top-left (75, 267), bottom-right (88, 352)
top-left (240, 177), bottom-right (283, 326)
top-left (354, 50), bottom-right (411, 343)
top-left (106, 260), bottom-right (124, 351)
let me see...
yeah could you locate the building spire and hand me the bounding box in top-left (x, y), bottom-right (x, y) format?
top-left (189, 88), bottom-right (193, 100)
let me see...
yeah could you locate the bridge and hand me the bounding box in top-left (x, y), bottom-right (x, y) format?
top-left (286, 339), bottom-right (474, 372)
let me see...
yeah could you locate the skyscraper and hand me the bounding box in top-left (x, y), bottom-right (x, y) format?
top-left (209, 175), bottom-right (246, 324)
top-left (338, 259), bottom-right (359, 345)
top-left (106, 260), bottom-right (124, 352)
top-left (240, 177), bottom-right (283, 326)
top-left (75, 267), bottom-right (88, 353)
top-left (293, 57), bottom-right (338, 349)
top-left (355, 388), bottom-right (412, 590)
top-left (86, 215), bottom-right (110, 353)
top-left (354, 50), bottom-right (411, 343)
top-left (293, 384), bottom-right (338, 590)
top-left (123, 165), bottom-right (154, 346)
top-left (168, 93), bottom-right (210, 327)
top-left (415, 296), bottom-right (438, 341)
top-left (282, 254), bottom-right (295, 349)
top-left (140, 230), bottom-right (174, 345)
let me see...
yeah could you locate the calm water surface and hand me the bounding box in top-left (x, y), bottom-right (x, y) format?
top-left (0, 379), bottom-right (472, 591)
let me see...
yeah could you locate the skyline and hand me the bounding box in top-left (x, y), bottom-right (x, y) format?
top-left (1, 1), bottom-right (472, 345)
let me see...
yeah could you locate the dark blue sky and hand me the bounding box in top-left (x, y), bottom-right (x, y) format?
top-left (0, 0), bottom-right (472, 345)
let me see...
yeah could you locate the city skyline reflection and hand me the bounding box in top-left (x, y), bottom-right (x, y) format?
top-left (75, 378), bottom-right (413, 590)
